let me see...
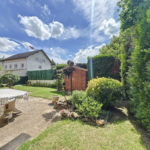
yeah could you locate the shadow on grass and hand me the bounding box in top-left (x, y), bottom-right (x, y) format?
top-left (110, 101), bottom-right (150, 150)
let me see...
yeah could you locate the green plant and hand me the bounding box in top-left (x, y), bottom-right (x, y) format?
top-left (0, 73), bottom-right (20, 88)
top-left (56, 64), bottom-right (67, 70)
top-left (71, 90), bottom-right (87, 105)
top-left (75, 96), bottom-right (103, 117)
top-left (86, 77), bottom-right (122, 108)
top-left (87, 55), bottom-right (121, 81)
top-left (55, 72), bottom-right (64, 91)
top-left (0, 64), bottom-right (3, 71)
top-left (49, 84), bottom-right (56, 88)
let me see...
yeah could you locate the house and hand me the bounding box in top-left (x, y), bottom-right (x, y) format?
top-left (0, 50), bottom-right (52, 84)
top-left (59, 66), bottom-right (88, 91)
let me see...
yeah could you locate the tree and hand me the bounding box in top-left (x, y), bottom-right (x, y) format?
top-left (99, 36), bottom-right (122, 59)
top-left (0, 73), bottom-right (20, 88)
top-left (51, 59), bottom-right (56, 65)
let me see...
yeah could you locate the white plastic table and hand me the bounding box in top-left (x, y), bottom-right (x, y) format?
top-left (0, 89), bottom-right (28, 117)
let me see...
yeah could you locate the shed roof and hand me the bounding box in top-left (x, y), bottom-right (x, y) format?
top-left (57, 66), bottom-right (87, 72)
top-left (0, 50), bottom-right (52, 63)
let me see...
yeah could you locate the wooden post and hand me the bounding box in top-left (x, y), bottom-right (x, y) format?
top-left (71, 72), bottom-right (72, 95)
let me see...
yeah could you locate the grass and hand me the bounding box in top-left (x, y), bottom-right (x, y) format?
top-left (18, 119), bottom-right (150, 150)
top-left (13, 85), bottom-right (65, 100)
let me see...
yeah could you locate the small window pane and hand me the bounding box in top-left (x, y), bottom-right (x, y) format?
top-left (42, 59), bottom-right (45, 63)
top-left (35, 57), bottom-right (39, 61)
top-left (10, 65), bottom-right (12, 69)
top-left (5, 65), bottom-right (7, 69)
top-left (21, 64), bottom-right (24, 68)
top-left (14, 64), bottom-right (17, 69)
top-left (39, 66), bottom-right (42, 69)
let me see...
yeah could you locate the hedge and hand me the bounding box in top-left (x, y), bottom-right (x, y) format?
top-left (87, 55), bottom-right (121, 81)
top-left (56, 64), bottom-right (67, 70)
top-left (28, 69), bottom-right (56, 80)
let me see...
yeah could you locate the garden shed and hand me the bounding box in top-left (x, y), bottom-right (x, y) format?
top-left (61, 66), bottom-right (87, 91)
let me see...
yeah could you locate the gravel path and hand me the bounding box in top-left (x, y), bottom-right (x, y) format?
top-left (0, 96), bottom-right (61, 148)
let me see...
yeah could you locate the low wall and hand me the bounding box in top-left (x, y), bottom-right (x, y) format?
top-left (28, 80), bottom-right (56, 84)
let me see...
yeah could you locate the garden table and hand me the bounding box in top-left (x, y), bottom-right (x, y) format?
top-left (0, 89), bottom-right (28, 118)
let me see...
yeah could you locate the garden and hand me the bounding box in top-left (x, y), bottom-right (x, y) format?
top-left (1, 0), bottom-right (150, 149)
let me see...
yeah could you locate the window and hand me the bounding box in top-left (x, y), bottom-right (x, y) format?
top-left (35, 57), bottom-right (39, 61)
top-left (39, 66), bottom-right (42, 69)
top-left (42, 59), bottom-right (45, 63)
top-left (14, 64), bottom-right (17, 69)
top-left (5, 65), bottom-right (7, 69)
top-left (21, 63), bottom-right (24, 68)
top-left (10, 65), bottom-right (12, 69)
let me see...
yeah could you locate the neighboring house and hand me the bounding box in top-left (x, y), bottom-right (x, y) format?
top-left (0, 50), bottom-right (52, 84)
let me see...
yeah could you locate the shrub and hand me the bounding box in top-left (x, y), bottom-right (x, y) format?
top-left (0, 73), bottom-right (20, 88)
top-left (71, 90), bottom-right (87, 105)
top-left (87, 55), bottom-right (121, 81)
top-left (49, 84), bottom-right (56, 88)
top-left (86, 77), bottom-right (122, 108)
top-left (56, 64), bottom-right (67, 70)
top-left (75, 96), bottom-right (103, 117)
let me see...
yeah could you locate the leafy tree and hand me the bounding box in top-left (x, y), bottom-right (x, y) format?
top-left (51, 59), bottom-right (56, 65)
top-left (118, 0), bottom-right (150, 133)
top-left (0, 73), bottom-right (20, 88)
top-left (99, 36), bottom-right (122, 59)
top-left (56, 64), bottom-right (67, 70)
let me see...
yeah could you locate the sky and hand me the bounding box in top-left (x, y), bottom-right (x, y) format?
top-left (0, 0), bottom-right (120, 64)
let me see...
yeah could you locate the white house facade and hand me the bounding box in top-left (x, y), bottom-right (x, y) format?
top-left (0, 50), bottom-right (52, 77)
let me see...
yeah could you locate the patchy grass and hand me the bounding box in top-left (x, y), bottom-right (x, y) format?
top-left (14, 85), bottom-right (65, 100)
top-left (19, 118), bottom-right (150, 150)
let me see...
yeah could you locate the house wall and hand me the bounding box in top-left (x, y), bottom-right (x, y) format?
top-left (2, 58), bottom-right (27, 71)
top-left (64, 68), bottom-right (87, 91)
top-left (27, 51), bottom-right (51, 71)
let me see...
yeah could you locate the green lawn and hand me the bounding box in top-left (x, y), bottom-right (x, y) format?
top-left (14, 85), bottom-right (64, 100)
top-left (19, 119), bottom-right (150, 150)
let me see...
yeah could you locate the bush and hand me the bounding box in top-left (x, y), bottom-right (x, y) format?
top-left (87, 55), bottom-right (121, 81)
top-left (71, 90), bottom-right (87, 105)
top-left (56, 64), bottom-right (67, 70)
top-left (75, 96), bottom-right (103, 117)
top-left (86, 77), bottom-right (122, 108)
top-left (0, 73), bottom-right (20, 88)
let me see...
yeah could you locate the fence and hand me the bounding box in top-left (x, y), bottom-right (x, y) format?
top-left (28, 69), bottom-right (56, 80)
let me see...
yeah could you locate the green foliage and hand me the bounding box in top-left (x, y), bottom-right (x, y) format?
top-left (71, 90), bottom-right (87, 105)
top-left (51, 59), bottom-right (56, 65)
top-left (86, 77), bottom-right (122, 108)
top-left (75, 63), bottom-right (87, 69)
top-left (99, 36), bottom-right (122, 59)
top-left (118, 0), bottom-right (150, 133)
top-left (0, 73), bottom-right (20, 88)
top-left (75, 96), bottom-right (103, 117)
top-left (55, 72), bottom-right (64, 91)
top-left (87, 55), bottom-right (121, 81)
top-left (28, 81), bottom-right (56, 88)
top-left (56, 64), bottom-right (67, 70)
top-left (28, 69), bottom-right (56, 80)
top-left (0, 64), bottom-right (3, 71)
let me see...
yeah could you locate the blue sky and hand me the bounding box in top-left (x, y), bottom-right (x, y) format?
top-left (0, 0), bottom-right (120, 64)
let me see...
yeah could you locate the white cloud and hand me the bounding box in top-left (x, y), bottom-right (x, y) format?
top-left (42, 4), bottom-right (50, 15)
top-left (99, 18), bottom-right (120, 38)
top-left (0, 53), bottom-right (11, 59)
top-left (21, 42), bottom-right (33, 51)
top-left (50, 21), bottom-right (64, 38)
top-left (9, 0), bottom-right (14, 3)
top-left (18, 15), bottom-right (82, 40)
top-left (72, 0), bottom-right (119, 41)
top-left (74, 43), bottom-right (106, 63)
top-left (62, 27), bottom-right (83, 40)
top-left (18, 15), bottom-right (51, 40)
top-left (0, 37), bottom-right (20, 52)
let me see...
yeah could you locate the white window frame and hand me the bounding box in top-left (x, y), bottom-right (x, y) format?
top-left (14, 64), bottom-right (17, 69)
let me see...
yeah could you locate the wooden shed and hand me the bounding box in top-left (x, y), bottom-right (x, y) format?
top-left (62, 66), bottom-right (87, 91)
